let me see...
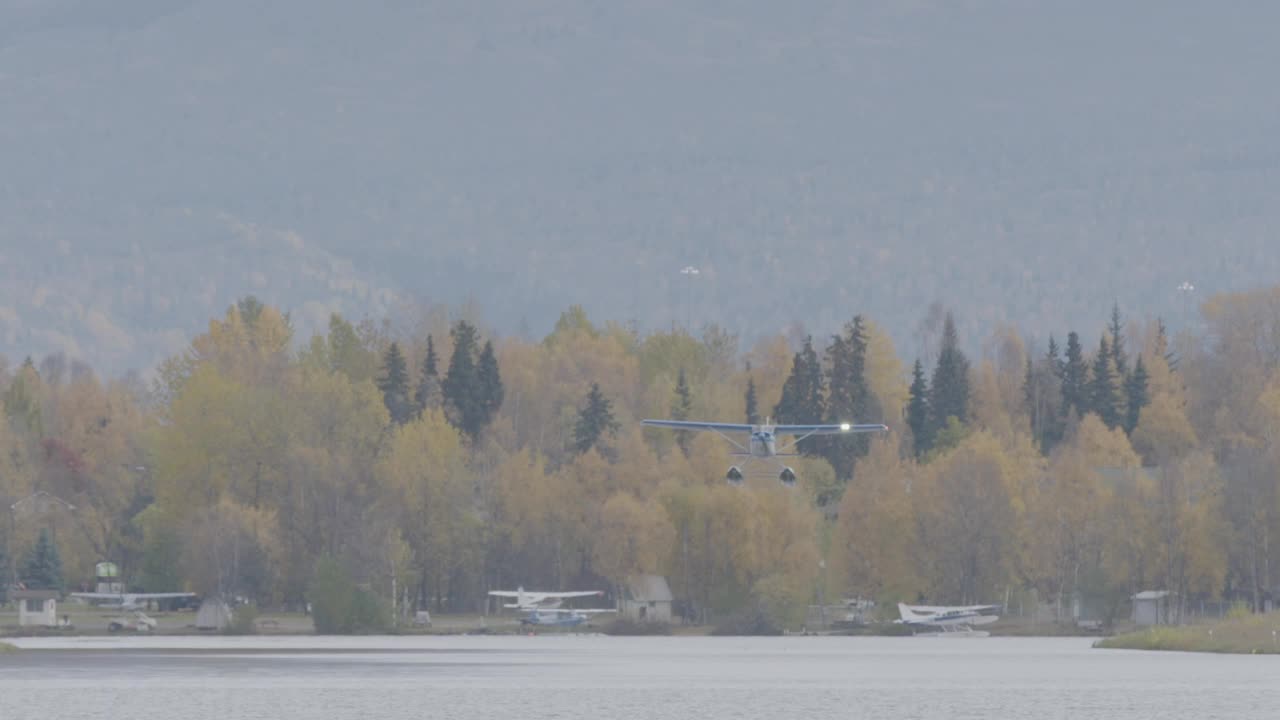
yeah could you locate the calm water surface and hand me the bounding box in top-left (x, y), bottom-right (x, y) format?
top-left (2, 635), bottom-right (1277, 719)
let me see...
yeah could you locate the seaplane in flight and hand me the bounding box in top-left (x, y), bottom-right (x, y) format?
top-left (895, 603), bottom-right (1002, 636)
top-left (641, 417), bottom-right (889, 485)
top-left (487, 587), bottom-right (615, 628)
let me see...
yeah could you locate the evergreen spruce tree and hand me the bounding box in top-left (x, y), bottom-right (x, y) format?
top-left (1088, 337), bottom-right (1122, 429)
top-left (774, 336), bottom-right (825, 456)
top-left (21, 528), bottom-right (63, 591)
top-left (414, 335), bottom-right (441, 415)
top-left (928, 312), bottom-right (970, 435)
top-left (672, 367), bottom-right (694, 455)
top-left (907, 359), bottom-right (932, 458)
top-left (1026, 339), bottom-right (1066, 453)
top-left (1109, 303), bottom-right (1129, 379)
top-left (744, 370), bottom-right (759, 426)
top-left (1124, 354), bottom-right (1150, 435)
top-left (377, 342), bottom-right (413, 425)
top-left (823, 317), bottom-right (875, 479)
top-left (1047, 335), bottom-right (1063, 378)
top-left (442, 321), bottom-right (483, 438)
top-left (847, 317), bottom-right (877, 454)
top-left (1060, 331), bottom-right (1089, 420)
top-left (802, 336), bottom-right (825, 425)
top-left (476, 340), bottom-right (504, 428)
top-left (574, 382), bottom-right (619, 456)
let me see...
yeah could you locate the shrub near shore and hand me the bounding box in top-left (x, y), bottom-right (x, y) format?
top-left (1096, 611), bottom-right (1280, 654)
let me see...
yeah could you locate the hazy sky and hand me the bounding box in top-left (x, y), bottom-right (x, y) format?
top-left (2, 1), bottom-right (1278, 374)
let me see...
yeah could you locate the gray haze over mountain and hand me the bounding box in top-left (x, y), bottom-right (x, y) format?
top-left (2, 1), bottom-right (1278, 375)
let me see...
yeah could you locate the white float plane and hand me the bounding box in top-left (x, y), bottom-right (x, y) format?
top-left (487, 587), bottom-right (605, 610)
top-left (641, 417), bottom-right (889, 485)
top-left (70, 591), bottom-right (197, 611)
top-left (488, 587), bottom-right (613, 628)
top-left (896, 603), bottom-right (1001, 636)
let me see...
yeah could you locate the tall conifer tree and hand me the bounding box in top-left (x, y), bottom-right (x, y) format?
top-left (1060, 331), bottom-right (1089, 420)
top-left (476, 340), bottom-right (504, 428)
top-left (1088, 336), bottom-right (1122, 429)
top-left (1124, 354), bottom-right (1150, 435)
top-left (823, 317), bottom-right (874, 478)
top-left (744, 369), bottom-right (759, 426)
top-left (574, 382), bottom-right (619, 456)
top-left (443, 321), bottom-right (484, 438)
top-left (1109, 303), bottom-right (1129, 379)
top-left (21, 528), bottom-right (63, 591)
top-left (929, 312), bottom-right (970, 435)
top-left (1024, 339), bottom-right (1065, 453)
top-left (1047, 335), bottom-right (1063, 378)
top-left (415, 335), bottom-right (441, 414)
top-left (377, 342), bottom-right (413, 425)
top-left (672, 367), bottom-right (694, 455)
top-left (775, 336), bottom-right (825, 456)
top-left (907, 359), bottom-right (931, 458)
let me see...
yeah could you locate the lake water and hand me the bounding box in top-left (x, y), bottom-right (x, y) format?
top-left (3, 635), bottom-right (1278, 719)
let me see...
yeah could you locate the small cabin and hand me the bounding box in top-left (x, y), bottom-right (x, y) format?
top-left (1131, 590), bottom-right (1172, 627)
top-left (620, 575), bottom-right (673, 624)
top-left (13, 590), bottom-right (60, 628)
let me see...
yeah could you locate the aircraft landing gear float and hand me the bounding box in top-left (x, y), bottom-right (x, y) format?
top-left (725, 466), bottom-right (744, 485)
top-left (778, 467), bottom-right (797, 487)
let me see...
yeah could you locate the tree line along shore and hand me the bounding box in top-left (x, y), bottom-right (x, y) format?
top-left (4, 288), bottom-right (1280, 638)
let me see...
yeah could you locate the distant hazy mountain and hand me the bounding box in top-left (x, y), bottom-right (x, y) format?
top-left (3, 1), bottom-right (1278, 374)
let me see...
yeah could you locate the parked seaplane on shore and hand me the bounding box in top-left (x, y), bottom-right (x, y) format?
top-left (641, 417), bottom-right (888, 485)
top-left (487, 587), bottom-right (615, 628)
top-left (896, 603), bottom-right (1002, 637)
top-left (70, 591), bottom-right (198, 611)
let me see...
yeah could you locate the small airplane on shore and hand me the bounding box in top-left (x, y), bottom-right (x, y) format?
top-left (488, 587), bottom-right (614, 627)
top-left (518, 607), bottom-right (616, 627)
top-left (896, 602), bottom-right (1001, 636)
top-left (642, 417), bottom-right (888, 485)
top-left (487, 587), bottom-right (604, 610)
top-left (70, 591), bottom-right (197, 611)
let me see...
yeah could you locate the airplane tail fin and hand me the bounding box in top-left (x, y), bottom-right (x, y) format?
top-left (896, 603), bottom-right (920, 623)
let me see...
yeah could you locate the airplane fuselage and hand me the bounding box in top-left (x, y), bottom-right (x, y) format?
top-left (749, 428), bottom-right (778, 458)
top-left (521, 611), bottom-right (589, 627)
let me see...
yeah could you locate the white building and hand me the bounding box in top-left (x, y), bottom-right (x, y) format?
top-left (619, 575), bottom-right (673, 623)
top-left (13, 590), bottom-right (60, 628)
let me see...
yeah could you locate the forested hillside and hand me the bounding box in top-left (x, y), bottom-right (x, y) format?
top-left (4, 288), bottom-right (1280, 630)
top-left (3, 1), bottom-right (1280, 372)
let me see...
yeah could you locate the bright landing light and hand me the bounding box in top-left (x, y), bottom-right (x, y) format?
top-left (840, 423), bottom-right (851, 431)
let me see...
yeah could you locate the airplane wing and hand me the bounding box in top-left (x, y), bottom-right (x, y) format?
top-left (71, 592), bottom-right (196, 602)
top-left (773, 423), bottom-right (889, 435)
top-left (642, 420), bottom-right (754, 433)
top-left (906, 604), bottom-right (1001, 614)
top-left (538, 608), bottom-right (616, 614)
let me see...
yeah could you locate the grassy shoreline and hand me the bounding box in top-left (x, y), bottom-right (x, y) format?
top-left (1095, 612), bottom-right (1280, 654)
top-left (0, 641), bottom-right (18, 653)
